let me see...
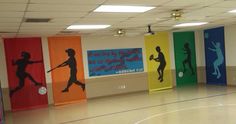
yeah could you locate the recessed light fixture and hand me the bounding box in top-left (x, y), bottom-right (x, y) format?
top-left (94, 5), bottom-right (155, 13)
top-left (67, 25), bottom-right (111, 30)
top-left (228, 9), bottom-right (236, 13)
top-left (174, 22), bottom-right (208, 27)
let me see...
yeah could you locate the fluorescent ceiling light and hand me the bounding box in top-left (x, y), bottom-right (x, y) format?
top-left (67, 25), bottom-right (111, 30)
top-left (174, 22), bottom-right (208, 27)
top-left (94, 5), bottom-right (155, 13)
top-left (228, 9), bottom-right (236, 13)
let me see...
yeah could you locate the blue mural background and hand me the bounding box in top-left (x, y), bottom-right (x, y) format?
top-left (204, 27), bottom-right (227, 85)
top-left (87, 48), bottom-right (144, 77)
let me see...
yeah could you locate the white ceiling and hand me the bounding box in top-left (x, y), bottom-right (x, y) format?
top-left (1, 0), bottom-right (236, 37)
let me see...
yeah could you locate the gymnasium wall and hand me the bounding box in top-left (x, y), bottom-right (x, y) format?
top-left (2, 24), bottom-right (236, 110)
top-left (224, 24), bottom-right (236, 85)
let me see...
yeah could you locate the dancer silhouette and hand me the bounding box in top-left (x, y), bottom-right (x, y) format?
top-left (150, 46), bottom-right (166, 82)
top-left (208, 42), bottom-right (224, 79)
top-left (48, 48), bottom-right (85, 92)
top-left (10, 51), bottom-right (42, 97)
top-left (182, 42), bottom-right (194, 75)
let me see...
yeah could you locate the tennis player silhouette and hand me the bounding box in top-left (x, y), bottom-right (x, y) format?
top-left (10, 51), bottom-right (42, 97)
top-left (47, 48), bottom-right (85, 92)
top-left (208, 42), bottom-right (224, 79)
top-left (182, 42), bottom-right (194, 75)
top-left (149, 46), bottom-right (166, 82)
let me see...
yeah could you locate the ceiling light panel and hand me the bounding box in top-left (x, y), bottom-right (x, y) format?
top-left (229, 9), bottom-right (236, 13)
top-left (67, 25), bottom-right (111, 29)
top-left (174, 22), bottom-right (208, 27)
top-left (94, 5), bottom-right (155, 13)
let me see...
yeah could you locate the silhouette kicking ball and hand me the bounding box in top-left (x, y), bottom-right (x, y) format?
top-left (38, 86), bottom-right (47, 95)
top-left (178, 72), bottom-right (184, 78)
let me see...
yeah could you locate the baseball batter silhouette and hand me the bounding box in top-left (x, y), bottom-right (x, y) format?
top-left (47, 48), bottom-right (85, 92)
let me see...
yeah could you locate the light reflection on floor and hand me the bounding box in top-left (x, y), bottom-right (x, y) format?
top-left (5, 85), bottom-right (236, 124)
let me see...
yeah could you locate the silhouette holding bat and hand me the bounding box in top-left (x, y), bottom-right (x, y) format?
top-left (47, 64), bottom-right (62, 73)
top-left (47, 48), bottom-right (85, 92)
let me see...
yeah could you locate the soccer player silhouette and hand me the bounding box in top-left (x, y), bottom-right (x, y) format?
top-left (149, 46), bottom-right (166, 82)
top-left (182, 42), bottom-right (194, 75)
top-left (208, 42), bottom-right (224, 79)
top-left (47, 48), bottom-right (85, 92)
top-left (10, 51), bottom-right (42, 97)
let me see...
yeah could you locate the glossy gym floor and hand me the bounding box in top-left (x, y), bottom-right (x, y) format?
top-left (4, 84), bottom-right (236, 124)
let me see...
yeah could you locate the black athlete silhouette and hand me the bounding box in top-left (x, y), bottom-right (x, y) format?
top-left (182, 42), bottom-right (194, 75)
top-left (149, 46), bottom-right (166, 82)
top-left (47, 48), bottom-right (85, 92)
top-left (10, 51), bottom-right (42, 97)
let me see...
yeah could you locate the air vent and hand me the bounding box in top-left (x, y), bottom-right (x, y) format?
top-left (60, 31), bottom-right (75, 34)
top-left (57, 31), bottom-right (81, 35)
top-left (24, 18), bottom-right (51, 23)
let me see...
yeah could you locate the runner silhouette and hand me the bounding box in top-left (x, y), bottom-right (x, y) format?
top-left (150, 46), bottom-right (166, 82)
top-left (49, 48), bottom-right (85, 92)
top-left (10, 51), bottom-right (42, 97)
top-left (208, 42), bottom-right (224, 79)
top-left (182, 42), bottom-right (194, 75)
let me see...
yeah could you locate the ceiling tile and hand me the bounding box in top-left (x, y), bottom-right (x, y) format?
top-left (0, 0), bottom-right (235, 37)
top-left (74, 18), bottom-right (126, 25)
top-left (0, 3), bottom-right (26, 11)
top-left (0, 0), bottom-right (28, 3)
top-left (25, 12), bottom-right (87, 18)
top-left (20, 26), bottom-right (64, 30)
top-left (112, 22), bottom-right (149, 29)
top-left (162, 0), bottom-right (222, 7)
top-left (0, 23), bottom-right (20, 27)
top-left (0, 12), bottom-right (24, 17)
top-left (19, 29), bottom-right (60, 33)
top-left (21, 22), bottom-right (68, 28)
top-left (50, 18), bottom-right (79, 24)
top-left (28, 4), bottom-right (98, 12)
top-left (185, 7), bottom-right (230, 17)
top-left (0, 27), bottom-right (18, 32)
top-left (30, 0), bottom-right (106, 4)
top-left (125, 17), bottom-right (161, 23)
top-left (86, 12), bottom-right (139, 18)
top-left (0, 18), bottom-right (22, 23)
top-left (16, 33), bottom-right (57, 37)
top-left (213, 1), bottom-right (236, 8)
top-left (0, 33), bottom-right (17, 38)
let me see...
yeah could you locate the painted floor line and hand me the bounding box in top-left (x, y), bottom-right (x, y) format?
top-left (61, 91), bottom-right (236, 124)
